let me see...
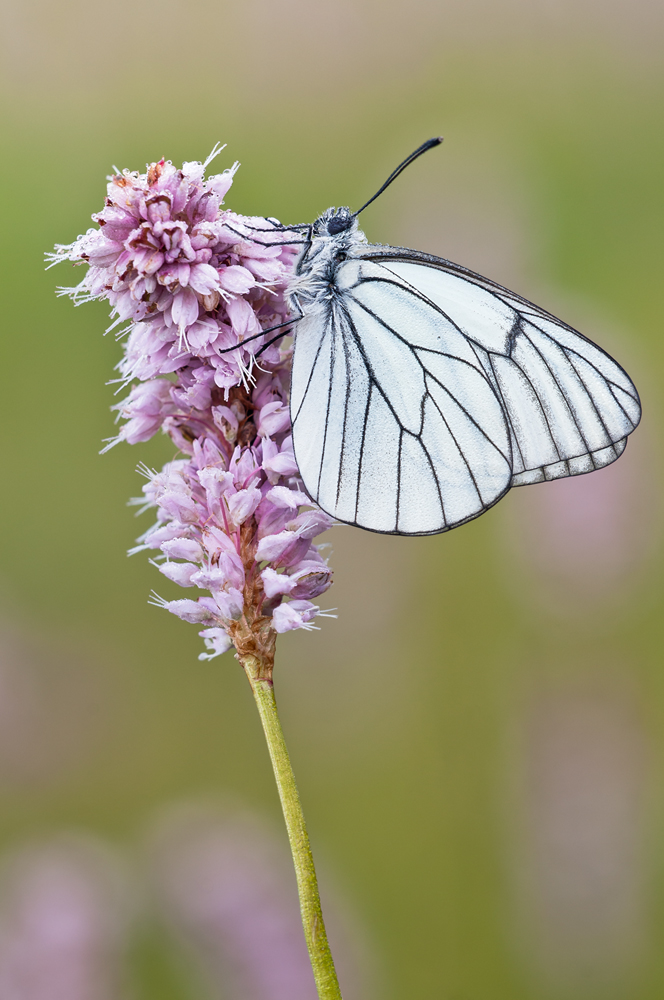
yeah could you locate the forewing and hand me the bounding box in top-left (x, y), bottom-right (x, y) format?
top-left (373, 252), bottom-right (641, 486)
top-left (291, 260), bottom-right (512, 535)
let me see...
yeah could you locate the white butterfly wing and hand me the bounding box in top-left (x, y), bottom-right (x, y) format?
top-left (290, 259), bottom-right (513, 534)
top-left (377, 255), bottom-right (641, 488)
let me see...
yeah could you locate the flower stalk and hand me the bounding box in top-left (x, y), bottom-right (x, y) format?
top-left (241, 650), bottom-right (342, 1000)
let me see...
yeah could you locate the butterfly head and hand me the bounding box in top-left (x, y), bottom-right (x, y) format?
top-left (289, 207), bottom-right (367, 306)
top-left (313, 207), bottom-right (358, 239)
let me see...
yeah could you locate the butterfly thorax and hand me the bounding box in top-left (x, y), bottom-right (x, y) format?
top-left (287, 207), bottom-right (368, 315)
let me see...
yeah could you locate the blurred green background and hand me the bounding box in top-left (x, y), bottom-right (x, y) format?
top-left (1, 0), bottom-right (663, 997)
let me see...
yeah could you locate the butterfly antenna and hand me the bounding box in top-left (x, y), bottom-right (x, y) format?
top-left (353, 136), bottom-right (443, 218)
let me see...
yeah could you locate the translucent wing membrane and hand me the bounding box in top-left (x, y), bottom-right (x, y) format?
top-left (290, 247), bottom-right (640, 536)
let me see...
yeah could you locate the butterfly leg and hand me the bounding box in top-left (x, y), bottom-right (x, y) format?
top-left (216, 308), bottom-right (301, 356)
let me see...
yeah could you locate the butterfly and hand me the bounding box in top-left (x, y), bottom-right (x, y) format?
top-left (233, 138), bottom-right (641, 535)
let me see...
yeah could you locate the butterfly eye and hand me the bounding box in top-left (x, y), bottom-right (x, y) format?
top-left (327, 216), bottom-right (350, 235)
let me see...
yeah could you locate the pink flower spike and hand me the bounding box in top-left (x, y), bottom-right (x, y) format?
top-left (52, 148), bottom-right (334, 662)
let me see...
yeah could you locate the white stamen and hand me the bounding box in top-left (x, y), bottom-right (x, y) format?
top-left (203, 143), bottom-right (227, 170)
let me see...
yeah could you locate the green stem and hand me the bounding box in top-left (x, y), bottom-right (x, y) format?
top-left (241, 653), bottom-right (343, 1000)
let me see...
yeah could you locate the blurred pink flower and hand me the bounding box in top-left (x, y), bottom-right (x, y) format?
top-left (515, 686), bottom-right (649, 989)
top-left (0, 838), bottom-right (131, 1000)
top-left (501, 429), bottom-right (658, 614)
top-left (148, 804), bottom-right (371, 1000)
